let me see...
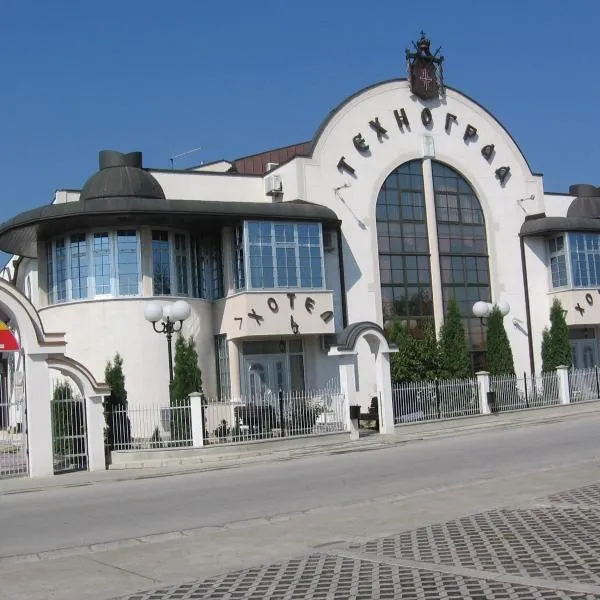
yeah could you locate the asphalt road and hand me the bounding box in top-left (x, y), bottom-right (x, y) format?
top-left (1, 413), bottom-right (599, 560)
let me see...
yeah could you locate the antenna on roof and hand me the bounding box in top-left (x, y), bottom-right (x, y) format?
top-left (169, 146), bottom-right (203, 169)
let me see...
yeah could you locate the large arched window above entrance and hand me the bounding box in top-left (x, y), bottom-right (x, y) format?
top-left (433, 161), bottom-right (490, 359)
top-left (376, 160), bottom-right (433, 334)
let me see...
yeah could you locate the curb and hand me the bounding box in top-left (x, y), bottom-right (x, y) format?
top-left (1, 402), bottom-right (598, 496)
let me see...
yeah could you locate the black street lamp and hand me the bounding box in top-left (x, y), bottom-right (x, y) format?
top-left (144, 300), bottom-right (191, 382)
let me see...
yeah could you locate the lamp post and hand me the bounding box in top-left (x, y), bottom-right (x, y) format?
top-left (144, 300), bottom-right (191, 383)
top-left (472, 300), bottom-right (510, 325)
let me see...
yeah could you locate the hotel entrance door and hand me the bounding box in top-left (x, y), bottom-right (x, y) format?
top-left (244, 355), bottom-right (288, 403)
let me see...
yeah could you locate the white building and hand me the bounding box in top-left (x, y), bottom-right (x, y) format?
top-left (0, 35), bottom-right (598, 476)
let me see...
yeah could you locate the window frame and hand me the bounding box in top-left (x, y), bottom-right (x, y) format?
top-left (46, 229), bottom-right (142, 304)
top-left (243, 220), bottom-right (325, 291)
top-left (547, 234), bottom-right (569, 290)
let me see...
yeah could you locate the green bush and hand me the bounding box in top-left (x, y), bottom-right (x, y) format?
top-left (542, 298), bottom-right (571, 372)
top-left (169, 335), bottom-right (202, 446)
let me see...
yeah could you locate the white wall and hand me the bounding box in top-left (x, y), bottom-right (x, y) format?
top-left (151, 170), bottom-right (264, 202)
top-left (543, 193), bottom-right (574, 217)
top-left (292, 81), bottom-right (542, 376)
top-left (39, 297), bottom-right (216, 406)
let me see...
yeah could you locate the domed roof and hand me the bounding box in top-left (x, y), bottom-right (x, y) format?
top-left (80, 150), bottom-right (165, 201)
top-left (566, 184), bottom-right (600, 219)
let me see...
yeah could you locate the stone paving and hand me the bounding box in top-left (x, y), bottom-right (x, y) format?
top-left (114, 482), bottom-right (600, 599)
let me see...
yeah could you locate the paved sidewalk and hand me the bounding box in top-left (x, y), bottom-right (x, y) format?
top-left (1, 401), bottom-right (597, 497)
top-left (115, 480), bottom-right (600, 599)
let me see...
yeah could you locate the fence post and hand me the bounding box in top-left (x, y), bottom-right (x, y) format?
top-left (556, 365), bottom-right (571, 405)
top-left (189, 392), bottom-right (205, 448)
top-left (278, 389), bottom-right (286, 437)
top-left (595, 366), bottom-right (600, 399)
top-left (434, 379), bottom-right (441, 419)
top-left (86, 395), bottom-right (107, 472)
top-left (475, 371), bottom-right (491, 414)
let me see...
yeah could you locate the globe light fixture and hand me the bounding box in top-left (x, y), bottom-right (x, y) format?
top-left (495, 299), bottom-right (510, 317)
top-left (144, 300), bottom-right (191, 382)
top-left (472, 301), bottom-right (491, 320)
top-left (472, 299), bottom-right (510, 325)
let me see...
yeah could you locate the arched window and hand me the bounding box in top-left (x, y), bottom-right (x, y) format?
top-left (376, 160), bottom-right (491, 367)
top-left (433, 161), bottom-right (490, 361)
top-left (376, 160), bottom-right (433, 334)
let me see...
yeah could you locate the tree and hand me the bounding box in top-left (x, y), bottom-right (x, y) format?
top-left (169, 335), bottom-right (202, 445)
top-left (105, 353), bottom-right (127, 406)
top-left (438, 298), bottom-right (472, 379)
top-left (387, 318), bottom-right (440, 382)
top-left (485, 306), bottom-right (515, 375)
top-left (541, 327), bottom-right (552, 373)
top-left (104, 353), bottom-right (131, 454)
top-left (411, 319), bottom-right (440, 381)
top-left (170, 335), bottom-right (203, 403)
top-left (542, 298), bottom-right (571, 371)
top-left (387, 319), bottom-right (417, 383)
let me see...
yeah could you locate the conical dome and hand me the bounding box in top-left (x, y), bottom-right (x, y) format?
top-left (566, 184), bottom-right (600, 218)
top-left (80, 150), bottom-right (165, 201)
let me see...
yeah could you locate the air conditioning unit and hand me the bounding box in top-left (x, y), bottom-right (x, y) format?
top-left (323, 229), bottom-right (335, 252)
top-left (265, 174), bottom-right (283, 196)
top-left (266, 162), bottom-right (279, 172)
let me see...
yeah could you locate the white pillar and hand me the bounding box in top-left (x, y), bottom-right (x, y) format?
top-left (189, 392), bottom-right (205, 447)
top-left (375, 350), bottom-right (395, 435)
top-left (556, 365), bottom-right (570, 405)
top-left (422, 158), bottom-right (444, 335)
top-left (329, 350), bottom-right (357, 434)
top-left (86, 395), bottom-right (106, 471)
top-left (25, 353), bottom-right (54, 478)
top-left (476, 371), bottom-right (491, 414)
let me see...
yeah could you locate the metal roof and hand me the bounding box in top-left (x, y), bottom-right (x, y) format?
top-left (0, 197), bottom-right (340, 258)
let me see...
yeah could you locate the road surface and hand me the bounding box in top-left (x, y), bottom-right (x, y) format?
top-left (0, 411), bottom-right (599, 599)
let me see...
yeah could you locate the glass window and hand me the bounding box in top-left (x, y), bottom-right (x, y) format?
top-left (548, 235), bottom-right (568, 288)
top-left (69, 233), bottom-right (88, 300)
top-left (568, 232), bottom-right (600, 288)
top-left (433, 161), bottom-right (490, 353)
top-left (377, 160), bottom-right (432, 332)
top-left (174, 233), bottom-right (189, 296)
top-left (46, 241), bottom-right (54, 304)
top-left (245, 221), bottom-right (324, 290)
top-left (117, 231), bottom-right (139, 296)
top-left (234, 225), bottom-right (245, 290)
top-left (214, 334), bottom-right (231, 400)
top-left (209, 238), bottom-right (223, 299)
top-left (152, 230), bottom-right (171, 295)
top-left (55, 238), bottom-right (67, 303)
top-left (93, 233), bottom-right (111, 295)
top-left (189, 235), bottom-right (223, 300)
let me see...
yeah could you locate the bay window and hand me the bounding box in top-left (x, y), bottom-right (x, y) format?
top-left (547, 232), bottom-right (600, 289)
top-left (46, 231), bottom-right (141, 304)
top-left (243, 221), bottom-right (324, 290)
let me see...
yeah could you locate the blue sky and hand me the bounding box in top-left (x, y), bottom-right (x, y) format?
top-left (1, 0), bottom-right (598, 222)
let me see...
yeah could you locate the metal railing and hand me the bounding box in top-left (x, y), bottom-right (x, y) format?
top-left (109, 403), bottom-right (193, 450)
top-left (107, 388), bottom-right (346, 451)
top-left (569, 367), bottom-right (600, 403)
top-left (203, 388), bottom-right (347, 446)
top-left (489, 372), bottom-right (560, 412)
top-left (51, 384), bottom-right (88, 474)
top-left (393, 377), bottom-right (479, 425)
top-left (0, 405), bottom-right (27, 479)
top-left (1, 364), bottom-right (28, 479)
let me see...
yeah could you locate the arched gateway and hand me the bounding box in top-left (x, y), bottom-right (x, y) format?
top-left (329, 322), bottom-right (398, 435)
top-left (0, 279), bottom-right (108, 478)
